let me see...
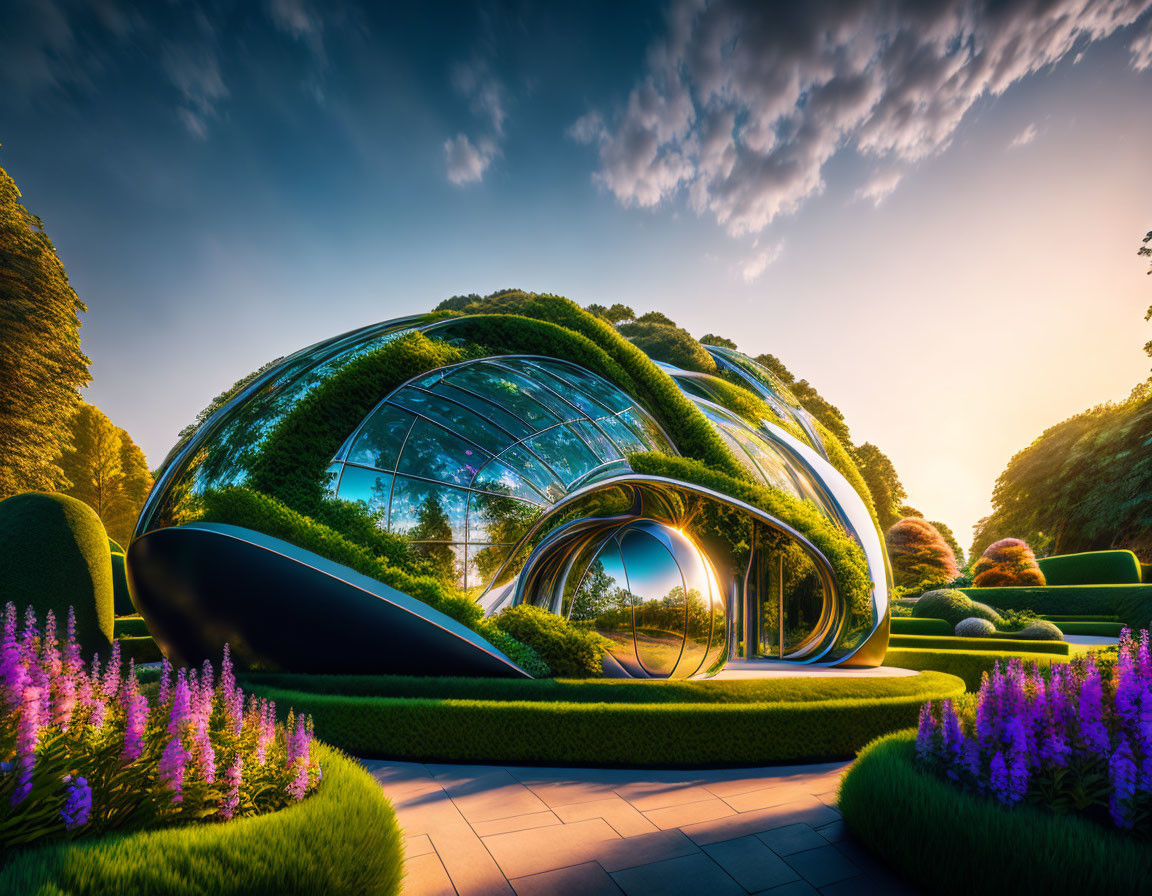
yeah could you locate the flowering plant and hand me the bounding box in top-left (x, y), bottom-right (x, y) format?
top-left (0, 602), bottom-right (321, 850)
top-left (916, 629), bottom-right (1152, 832)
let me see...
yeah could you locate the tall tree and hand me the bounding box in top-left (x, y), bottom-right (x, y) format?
top-left (855, 443), bottom-right (907, 532)
top-left (885, 517), bottom-right (958, 589)
top-left (0, 166), bottom-right (90, 497)
top-left (700, 334), bottom-right (738, 349)
top-left (58, 403), bottom-right (153, 545)
top-left (930, 520), bottom-right (965, 568)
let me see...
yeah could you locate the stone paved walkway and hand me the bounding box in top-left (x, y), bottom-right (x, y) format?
top-left (363, 758), bottom-right (919, 896)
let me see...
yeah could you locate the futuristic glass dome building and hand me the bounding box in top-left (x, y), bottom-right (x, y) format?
top-left (129, 306), bottom-right (889, 679)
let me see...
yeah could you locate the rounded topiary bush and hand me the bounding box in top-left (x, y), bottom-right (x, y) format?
top-left (955, 617), bottom-right (997, 638)
top-left (885, 518), bottom-right (960, 590)
top-left (973, 537), bottom-right (1046, 588)
top-left (1013, 621), bottom-right (1065, 641)
top-left (493, 604), bottom-right (610, 678)
top-left (0, 492), bottom-right (113, 653)
top-left (914, 589), bottom-right (1004, 628)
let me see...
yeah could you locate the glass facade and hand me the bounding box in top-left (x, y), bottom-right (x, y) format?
top-left (327, 357), bottom-right (675, 589)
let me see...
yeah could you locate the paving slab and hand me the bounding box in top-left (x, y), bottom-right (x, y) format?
top-left (703, 834), bottom-right (801, 891)
top-left (554, 796), bottom-right (660, 837)
top-left (784, 844), bottom-right (860, 888)
top-left (481, 817), bottom-right (620, 879)
top-left (680, 795), bottom-right (841, 846)
top-left (611, 853), bottom-right (745, 896)
top-left (643, 797), bottom-right (737, 830)
top-left (510, 861), bottom-right (624, 896)
top-left (403, 852), bottom-right (457, 896)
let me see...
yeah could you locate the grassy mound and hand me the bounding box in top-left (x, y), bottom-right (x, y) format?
top-left (883, 647), bottom-right (1066, 691)
top-left (889, 617), bottom-right (952, 636)
top-left (0, 492), bottom-right (113, 654)
top-left (839, 730), bottom-right (1152, 895)
top-left (887, 634), bottom-right (1070, 656)
top-left (1037, 550), bottom-right (1142, 586)
top-left (244, 672), bottom-right (964, 766)
top-left (0, 743), bottom-right (403, 896)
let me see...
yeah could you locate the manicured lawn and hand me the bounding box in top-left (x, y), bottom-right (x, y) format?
top-left (244, 671), bottom-right (964, 767)
top-left (839, 730), bottom-right (1152, 894)
top-left (887, 633), bottom-right (1070, 656)
top-left (0, 743), bottom-right (403, 896)
top-left (882, 646), bottom-right (1066, 690)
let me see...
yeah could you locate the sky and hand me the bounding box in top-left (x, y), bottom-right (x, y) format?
top-left (3, 0), bottom-right (1151, 549)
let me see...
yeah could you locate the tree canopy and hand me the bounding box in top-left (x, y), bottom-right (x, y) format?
top-left (700, 334), bottom-right (738, 349)
top-left (0, 166), bottom-right (90, 498)
top-left (58, 403), bottom-right (153, 546)
top-left (855, 443), bottom-right (908, 532)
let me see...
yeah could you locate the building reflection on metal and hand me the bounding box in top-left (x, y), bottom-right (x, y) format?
top-left (132, 314), bottom-right (889, 677)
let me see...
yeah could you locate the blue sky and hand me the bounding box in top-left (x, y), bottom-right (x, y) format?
top-left (4, 0), bottom-right (1152, 545)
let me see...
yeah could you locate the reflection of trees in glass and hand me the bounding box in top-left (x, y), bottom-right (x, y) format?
top-left (570, 560), bottom-right (630, 621)
top-left (409, 495), bottom-right (459, 583)
top-left (471, 492), bottom-right (540, 583)
top-left (633, 585), bottom-right (692, 635)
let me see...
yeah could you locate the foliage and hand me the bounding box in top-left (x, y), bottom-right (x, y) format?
top-left (239, 670), bottom-right (963, 704)
top-left (627, 453), bottom-right (873, 621)
top-left (882, 647), bottom-right (1066, 691)
top-left (584, 302), bottom-right (635, 324)
top-left (1037, 550), bottom-right (1143, 586)
top-left (58, 403), bottom-right (153, 547)
top-left (849, 442), bottom-right (906, 532)
top-left (887, 518), bottom-right (959, 589)
top-left (245, 673), bottom-right (965, 766)
top-left (890, 617), bottom-right (953, 636)
top-left (197, 487), bottom-right (483, 630)
top-left (887, 634), bottom-right (1069, 656)
top-left (839, 729), bottom-right (1152, 896)
top-left (700, 334), bottom-right (738, 349)
top-left (0, 741), bottom-right (402, 896)
top-left (0, 167), bottom-right (91, 500)
top-left (492, 605), bottom-right (610, 678)
top-left (931, 520), bottom-right (965, 568)
top-left (970, 385), bottom-right (1152, 561)
top-left (955, 617), bottom-right (997, 638)
top-left (973, 538), bottom-right (1046, 588)
top-left (1049, 621), bottom-right (1126, 638)
top-left (0, 605), bottom-right (321, 853)
top-left (616, 318), bottom-right (718, 373)
top-left (913, 589), bottom-right (1003, 628)
top-left (917, 638), bottom-right (1152, 832)
top-left (1013, 621), bottom-right (1066, 641)
top-left (957, 585), bottom-right (1152, 631)
top-left (247, 331), bottom-right (471, 519)
top-left (176, 355), bottom-right (285, 444)
top-left (0, 492), bottom-right (113, 654)
top-left (473, 621), bottom-right (550, 679)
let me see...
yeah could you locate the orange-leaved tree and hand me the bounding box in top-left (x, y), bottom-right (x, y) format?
top-left (972, 537), bottom-right (1046, 588)
top-left (885, 517), bottom-right (959, 589)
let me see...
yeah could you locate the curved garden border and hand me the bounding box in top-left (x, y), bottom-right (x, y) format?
top-left (839, 730), bottom-right (1152, 894)
top-left (0, 743), bottom-right (403, 896)
top-left (246, 672), bottom-right (965, 767)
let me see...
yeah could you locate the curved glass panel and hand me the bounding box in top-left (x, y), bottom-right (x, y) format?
top-left (621, 527), bottom-right (686, 677)
top-left (571, 539), bottom-right (638, 674)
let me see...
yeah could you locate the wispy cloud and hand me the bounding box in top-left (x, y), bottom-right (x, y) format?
top-left (444, 58), bottom-right (508, 186)
top-left (162, 38), bottom-right (229, 140)
top-left (444, 133), bottom-right (498, 185)
top-left (856, 168), bottom-right (906, 207)
top-left (1008, 122), bottom-right (1039, 149)
top-left (574, 0), bottom-right (1152, 236)
top-left (740, 241), bottom-right (782, 283)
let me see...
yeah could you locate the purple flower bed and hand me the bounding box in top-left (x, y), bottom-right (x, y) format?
top-left (917, 628), bottom-right (1151, 832)
top-left (0, 602), bottom-right (322, 849)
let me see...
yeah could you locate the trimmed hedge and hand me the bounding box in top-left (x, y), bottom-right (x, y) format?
top-left (957, 585), bottom-right (1152, 630)
top-left (240, 670), bottom-right (962, 705)
top-left (492, 605), bottom-right (609, 678)
top-left (839, 730), bottom-right (1152, 895)
top-left (0, 743), bottom-right (403, 896)
top-left (889, 617), bottom-right (953, 636)
top-left (1044, 620), bottom-right (1124, 637)
top-left (247, 672), bottom-right (965, 766)
top-left (112, 615), bottom-right (151, 638)
top-left (627, 453), bottom-right (872, 621)
top-left (1037, 550), bottom-right (1142, 586)
top-left (0, 492), bottom-right (113, 654)
top-left (913, 590), bottom-right (1003, 627)
top-left (887, 634), bottom-right (1070, 656)
top-left (117, 635), bottom-right (163, 664)
top-left (110, 551), bottom-right (135, 616)
top-left (883, 647), bottom-right (1066, 691)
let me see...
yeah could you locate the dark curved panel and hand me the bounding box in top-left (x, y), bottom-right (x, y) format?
top-left (127, 522), bottom-right (529, 678)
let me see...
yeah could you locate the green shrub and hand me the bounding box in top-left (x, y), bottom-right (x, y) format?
top-left (117, 635), bottom-right (163, 664)
top-left (954, 617), bottom-right (997, 638)
top-left (239, 670), bottom-right (962, 704)
top-left (110, 550), bottom-right (135, 616)
top-left (475, 620), bottom-right (551, 678)
top-left (198, 487), bottom-right (484, 630)
top-left (1037, 550), bottom-right (1142, 586)
top-left (890, 617), bottom-right (953, 636)
top-left (887, 634), bottom-right (1070, 656)
top-left (883, 647), bottom-right (1066, 690)
top-left (247, 673), bottom-right (965, 766)
top-left (957, 585), bottom-right (1152, 630)
top-left (493, 605), bottom-right (610, 678)
top-left (113, 615), bottom-right (151, 638)
top-left (1013, 620), bottom-right (1065, 641)
top-left (913, 589), bottom-right (1004, 628)
top-left (1043, 620), bottom-right (1124, 637)
top-left (616, 319), bottom-right (717, 373)
top-left (0, 492), bottom-right (113, 654)
top-left (627, 453), bottom-right (872, 621)
top-left (0, 743), bottom-right (403, 896)
top-left (839, 730), bottom-right (1152, 895)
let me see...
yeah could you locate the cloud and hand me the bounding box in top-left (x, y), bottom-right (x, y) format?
top-left (444, 59), bottom-right (507, 185)
top-left (1008, 122), bottom-right (1039, 149)
top-left (444, 134), bottom-right (497, 185)
top-left (268, 0), bottom-right (325, 60)
top-left (1131, 20), bottom-right (1152, 69)
top-left (856, 167), bottom-right (906, 207)
top-left (577, 0), bottom-right (1152, 236)
top-left (162, 39), bottom-right (229, 140)
top-left (740, 242), bottom-right (782, 282)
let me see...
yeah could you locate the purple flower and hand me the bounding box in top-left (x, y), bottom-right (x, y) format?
top-left (158, 656), bottom-right (172, 706)
top-left (220, 755), bottom-right (243, 819)
top-left (64, 609), bottom-right (83, 678)
top-left (192, 719), bottom-right (216, 784)
top-left (989, 751), bottom-right (1011, 804)
top-left (1109, 738), bottom-right (1138, 829)
top-left (1, 602), bottom-right (28, 710)
top-left (60, 775), bottom-right (92, 829)
top-left (101, 640), bottom-right (121, 702)
top-left (916, 702), bottom-right (937, 765)
top-left (122, 667), bottom-right (148, 764)
top-left (159, 736), bottom-right (190, 804)
top-left (41, 611), bottom-right (61, 680)
top-left (11, 685), bottom-right (42, 806)
top-left (286, 760), bottom-right (310, 801)
top-left (1077, 663), bottom-right (1110, 757)
top-left (168, 670), bottom-right (191, 737)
